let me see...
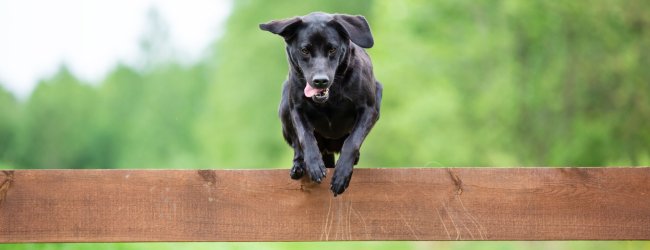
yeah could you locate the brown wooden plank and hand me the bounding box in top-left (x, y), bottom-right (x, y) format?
top-left (0, 168), bottom-right (649, 242)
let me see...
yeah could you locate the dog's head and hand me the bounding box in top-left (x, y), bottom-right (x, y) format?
top-left (260, 12), bottom-right (373, 103)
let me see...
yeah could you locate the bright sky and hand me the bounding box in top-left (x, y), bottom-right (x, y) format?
top-left (0, 0), bottom-right (232, 99)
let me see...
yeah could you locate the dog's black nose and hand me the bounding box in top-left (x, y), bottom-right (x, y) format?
top-left (312, 75), bottom-right (329, 88)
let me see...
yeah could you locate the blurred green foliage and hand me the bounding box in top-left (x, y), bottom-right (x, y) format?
top-left (2, 0), bottom-right (649, 170)
top-left (1, 0), bottom-right (649, 249)
top-left (2, 0), bottom-right (649, 169)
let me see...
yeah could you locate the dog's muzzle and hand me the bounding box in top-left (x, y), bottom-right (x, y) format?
top-left (312, 88), bottom-right (329, 103)
top-left (304, 82), bottom-right (329, 103)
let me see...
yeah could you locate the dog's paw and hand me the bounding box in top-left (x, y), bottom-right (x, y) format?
top-left (330, 167), bottom-right (353, 196)
top-left (305, 158), bottom-right (327, 183)
top-left (290, 161), bottom-right (305, 180)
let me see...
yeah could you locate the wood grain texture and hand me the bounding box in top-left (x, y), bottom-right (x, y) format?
top-left (0, 168), bottom-right (649, 242)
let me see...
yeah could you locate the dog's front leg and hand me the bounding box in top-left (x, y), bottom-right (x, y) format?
top-left (290, 108), bottom-right (327, 183)
top-left (331, 106), bottom-right (379, 196)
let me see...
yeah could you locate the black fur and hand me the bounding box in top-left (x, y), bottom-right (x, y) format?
top-left (260, 12), bottom-right (382, 196)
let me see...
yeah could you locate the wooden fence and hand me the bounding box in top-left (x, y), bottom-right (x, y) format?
top-left (1, 167), bottom-right (649, 242)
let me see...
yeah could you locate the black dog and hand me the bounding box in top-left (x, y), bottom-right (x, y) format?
top-left (260, 12), bottom-right (382, 196)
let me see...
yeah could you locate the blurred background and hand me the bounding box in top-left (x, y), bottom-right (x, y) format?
top-left (1, 0), bottom-right (649, 249)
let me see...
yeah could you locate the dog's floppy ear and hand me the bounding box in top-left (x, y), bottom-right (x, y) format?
top-left (331, 14), bottom-right (374, 48)
top-left (259, 17), bottom-right (302, 40)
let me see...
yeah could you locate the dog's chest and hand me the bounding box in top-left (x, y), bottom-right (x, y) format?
top-left (304, 101), bottom-right (357, 139)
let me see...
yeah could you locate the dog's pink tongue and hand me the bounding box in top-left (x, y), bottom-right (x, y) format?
top-left (304, 83), bottom-right (319, 97)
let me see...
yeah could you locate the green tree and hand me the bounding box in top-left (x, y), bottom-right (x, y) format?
top-left (94, 64), bottom-right (144, 168)
top-left (12, 66), bottom-right (102, 168)
top-left (0, 85), bottom-right (18, 166)
top-left (114, 63), bottom-right (208, 168)
top-left (366, 0), bottom-right (650, 167)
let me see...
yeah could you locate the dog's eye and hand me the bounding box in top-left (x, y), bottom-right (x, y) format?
top-left (300, 48), bottom-right (309, 55)
top-left (328, 48), bottom-right (337, 55)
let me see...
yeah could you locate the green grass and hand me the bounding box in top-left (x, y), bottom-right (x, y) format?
top-left (3, 242), bottom-right (650, 250)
